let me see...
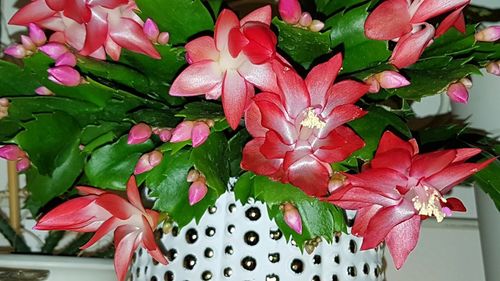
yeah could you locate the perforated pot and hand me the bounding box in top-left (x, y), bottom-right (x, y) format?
top-left (129, 191), bottom-right (384, 281)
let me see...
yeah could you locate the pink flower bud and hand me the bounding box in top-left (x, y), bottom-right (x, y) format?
top-left (0, 98), bottom-right (9, 107)
top-left (170, 121), bottom-right (194, 143)
top-left (191, 122), bottom-right (210, 148)
top-left (283, 203), bottom-right (302, 234)
top-left (55, 52), bottom-right (77, 67)
top-left (188, 180), bottom-right (208, 206)
top-left (4, 45), bottom-right (26, 59)
top-left (21, 35), bottom-right (36, 51)
top-left (459, 77), bottom-right (472, 89)
top-left (35, 86), bottom-right (54, 96)
top-left (127, 123), bottom-right (152, 145)
top-left (28, 23), bottom-right (47, 46)
top-left (48, 66), bottom-right (81, 86)
top-left (134, 151), bottom-right (163, 175)
top-left (143, 19), bottom-right (160, 42)
top-left (447, 82), bottom-right (469, 104)
top-left (279, 0), bottom-right (302, 24)
top-left (366, 76), bottom-right (381, 93)
top-left (309, 20), bottom-right (325, 32)
top-left (299, 12), bottom-right (313, 27)
top-left (0, 145), bottom-right (23, 161)
top-left (16, 157), bottom-right (30, 172)
top-left (376, 71), bottom-right (410, 89)
top-left (475, 26), bottom-right (500, 42)
top-left (158, 32), bottom-right (170, 45)
top-left (39, 43), bottom-right (68, 60)
top-left (486, 62), bottom-right (500, 76)
top-left (187, 169), bottom-right (201, 183)
top-left (158, 129), bottom-right (172, 142)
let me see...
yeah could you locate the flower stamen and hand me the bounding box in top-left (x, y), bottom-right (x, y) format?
top-left (412, 186), bottom-right (448, 222)
top-left (300, 108), bottom-right (326, 129)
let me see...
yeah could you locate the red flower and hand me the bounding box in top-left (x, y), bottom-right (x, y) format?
top-left (169, 6), bottom-right (280, 129)
top-left (326, 131), bottom-right (493, 268)
top-left (365, 0), bottom-right (470, 68)
top-left (241, 54), bottom-right (368, 196)
top-left (34, 176), bottom-right (167, 281)
top-left (9, 0), bottom-right (160, 60)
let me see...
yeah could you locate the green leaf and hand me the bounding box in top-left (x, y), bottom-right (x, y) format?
top-left (16, 112), bottom-right (82, 175)
top-left (422, 25), bottom-right (477, 59)
top-left (135, 0), bottom-right (213, 45)
top-left (251, 175), bottom-right (346, 247)
top-left (206, 0), bottom-right (223, 15)
top-left (176, 101), bottom-right (226, 121)
top-left (84, 135), bottom-right (155, 190)
top-left (0, 59), bottom-right (40, 95)
top-left (233, 172), bottom-right (254, 203)
top-left (326, 3), bottom-right (390, 73)
top-left (315, 0), bottom-right (369, 16)
top-left (0, 118), bottom-right (23, 142)
top-left (273, 18), bottom-right (331, 69)
top-left (191, 132), bottom-right (230, 195)
top-left (390, 62), bottom-right (481, 100)
top-left (129, 108), bottom-right (180, 128)
top-left (228, 129), bottom-right (251, 177)
top-left (348, 106), bottom-right (411, 162)
top-left (474, 158), bottom-right (500, 211)
top-left (0, 213), bottom-right (31, 252)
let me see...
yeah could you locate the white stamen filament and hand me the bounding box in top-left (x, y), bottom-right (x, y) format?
top-left (300, 109), bottom-right (326, 129)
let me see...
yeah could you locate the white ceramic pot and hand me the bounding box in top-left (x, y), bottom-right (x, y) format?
top-left (130, 192), bottom-right (384, 281)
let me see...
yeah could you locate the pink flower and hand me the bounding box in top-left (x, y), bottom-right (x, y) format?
top-left (134, 151), bottom-right (163, 175)
top-left (446, 81), bottom-right (470, 104)
top-left (143, 18), bottom-right (170, 45)
top-left (28, 23), bottom-right (47, 46)
top-left (475, 26), bottom-right (500, 42)
top-left (365, 0), bottom-right (470, 68)
top-left (39, 43), bottom-right (68, 60)
top-left (170, 120), bottom-right (211, 148)
top-left (48, 66), bottom-right (82, 86)
top-left (55, 52), bottom-right (77, 67)
top-left (34, 176), bottom-right (167, 281)
top-left (169, 6), bottom-right (280, 129)
top-left (326, 131), bottom-right (494, 268)
top-left (4, 45), bottom-right (26, 59)
top-left (366, 70), bottom-right (411, 93)
top-left (0, 144), bottom-right (31, 172)
top-left (9, 0), bottom-right (160, 61)
top-left (282, 203), bottom-right (302, 234)
top-left (241, 54), bottom-right (368, 196)
top-left (188, 181), bottom-right (208, 206)
top-left (128, 123), bottom-right (152, 145)
top-left (279, 0), bottom-right (302, 24)
top-left (486, 61), bottom-right (500, 76)
top-left (35, 86), bottom-right (54, 96)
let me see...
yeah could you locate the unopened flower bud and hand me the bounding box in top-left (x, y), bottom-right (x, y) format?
top-left (0, 145), bottom-right (23, 161)
top-left (128, 123), bottom-right (152, 145)
top-left (279, 0), bottom-right (302, 24)
top-left (299, 12), bottom-right (313, 27)
top-left (35, 86), bottom-right (54, 96)
top-left (134, 150), bottom-right (163, 175)
top-left (447, 82), bottom-right (469, 104)
top-left (158, 129), bottom-right (172, 142)
top-left (187, 169), bottom-right (201, 182)
top-left (282, 203), bottom-right (302, 234)
top-left (188, 180), bottom-right (208, 206)
top-left (4, 45), bottom-right (26, 59)
top-left (55, 52), bottom-right (77, 67)
top-left (39, 43), bottom-right (68, 60)
top-left (21, 35), bottom-right (36, 52)
top-left (309, 20), bottom-right (325, 32)
top-left (158, 32), bottom-right (170, 45)
top-left (143, 19), bottom-right (160, 42)
top-left (192, 121), bottom-right (210, 148)
top-left (486, 62), bottom-right (500, 76)
top-left (170, 121), bottom-right (194, 143)
top-left (0, 98), bottom-right (9, 107)
top-left (375, 71), bottom-right (410, 89)
top-left (475, 26), bottom-right (500, 42)
top-left (459, 77), bottom-right (472, 89)
top-left (48, 66), bottom-right (81, 86)
top-left (366, 76), bottom-right (381, 94)
top-left (328, 173), bottom-right (347, 193)
top-left (16, 157), bottom-right (30, 172)
top-left (28, 23), bottom-right (47, 46)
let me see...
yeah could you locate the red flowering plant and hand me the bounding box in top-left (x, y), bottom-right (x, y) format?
top-left (0, 0), bottom-right (499, 280)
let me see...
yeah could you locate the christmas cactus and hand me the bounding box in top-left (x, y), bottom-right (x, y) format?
top-left (1, 0), bottom-right (500, 280)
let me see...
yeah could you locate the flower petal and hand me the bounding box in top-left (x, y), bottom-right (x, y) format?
top-left (238, 61), bottom-right (278, 92)
top-left (214, 9), bottom-right (240, 51)
top-left (254, 99), bottom-right (298, 145)
top-left (126, 176), bottom-right (145, 213)
top-left (244, 100), bottom-right (267, 138)
top-left (9, 0), bottom-right (56, 25)
top-left (240, 5), bottom-right (272, 26)
top-left (80, 9), bottom-right (108, 56)
top-left (322, 80), bottom-right (369, 116)
top-left (114, 226), bottom-right (140, 281)
top-left (261, 130), bottom-right (293, 159)
top-left (371, 149), bottom-right (412, 174)
top-left (272, 62), bottom-right (310, 118)
top-left (305, 54), bottom-right (342, 108)
top-left (390, 23), bottom-right (435, 69)
top-left (346, 168), bottom-right (406, 200)
top-left (95, 193), bottom-right (136, 220)
top-left (435, 6), bottom-right (466, 37)
top-left (46, 0), bottom-right (66, 11)
top-left (318, 104), bottom-right (366, 138)
top-left (385, 215), bottom-right (421, 269)
top-left (286, 154), bottom-right (330, 196)
top-left (222, 70), bottom-right (247, 129)
top-left (411, 0), bottom-right (470, 24)
top-left (241, 22), bottom-right (277, 64)
top-left (351, 205), bottom-right (383, 236)
top-left (410, 150), bottom-right (456, 179)
top-left (170, 61), bottom-right (224, 97)
top-left (109, 18), bottom-right (160, 59)
top-left (314, 126), bottom-right (364, 163)
top-left (80, 216), bottom-right (121, 249)
top-left (241, 138), bottom-right (282, 176)
top-left (186, 36), bottom-right (219, 63)
top-left (364, 0), bottom-right (412, 40)
top-left (376, 131), bottom-right (417, 156)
